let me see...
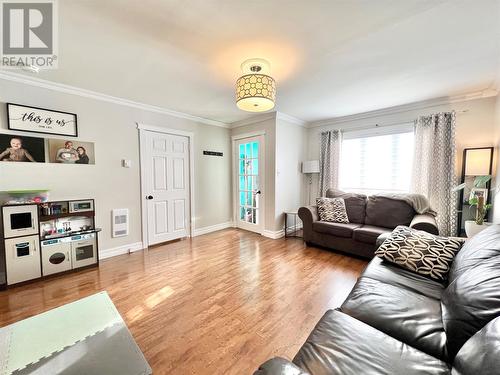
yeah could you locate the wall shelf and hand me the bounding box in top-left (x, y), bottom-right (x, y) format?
top-left (39, 211), bottom-right (94, 221)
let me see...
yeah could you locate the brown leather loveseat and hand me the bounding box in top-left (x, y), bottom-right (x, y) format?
top-left (298, 189), bottom-right (438, 258)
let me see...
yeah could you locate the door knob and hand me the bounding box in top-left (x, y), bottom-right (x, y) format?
top-left (255, 190), bottom-right (261, 195)
top-left (146, 195), bottom-right (154, 200)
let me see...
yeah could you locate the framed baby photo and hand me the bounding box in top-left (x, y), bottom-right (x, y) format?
top-left (0, 133), bottom-right (46, 163)
top-left (48, 139), bottom-right (95, 165)
top-left (7, 103), bottom-right (78, 137)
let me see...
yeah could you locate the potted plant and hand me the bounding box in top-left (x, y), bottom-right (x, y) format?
top-left (453, 176), bottom-right (494, 237)
top-left (464, 194), bottom-right (493, 237)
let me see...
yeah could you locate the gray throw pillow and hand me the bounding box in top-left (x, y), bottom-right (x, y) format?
top-left (316, 197), bottom-right (349, 223)
top-left (375, 225), bottom-right (463, 282)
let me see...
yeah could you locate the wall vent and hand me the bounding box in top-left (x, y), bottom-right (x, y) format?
top-left (112, 208), bottom-right (129, 237)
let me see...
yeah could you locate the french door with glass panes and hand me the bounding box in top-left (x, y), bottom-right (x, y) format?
top-left (235, 135), bottom-right (264, 233)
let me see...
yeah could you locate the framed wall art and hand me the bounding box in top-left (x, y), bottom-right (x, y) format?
top-left (48, 139), bottom-right (95, 164)
top-left (469, 187), bottom-right (488, 203)
top-left (7, 103), bottom-right (78, 137)
top-left (0, 133), bottom-right (46, 163)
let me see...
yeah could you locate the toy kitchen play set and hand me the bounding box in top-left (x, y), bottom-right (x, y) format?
top-left (0, 199), bottom-right (101, 289)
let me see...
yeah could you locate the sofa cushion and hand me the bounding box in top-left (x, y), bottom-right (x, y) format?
top-left (365, 195), bottom-right (415, 229)
top-left (293, 310), bottom-right (449, 375)
top-left (316, 197), bottom-right (349, 223)
top-left (441, 254), bottom-right (500, 359)
top-left (452, 316), bottom-right (500, 375)
top-left (312, 221), bottom-right (361, 238)
top-left (448, 224), bottom-right (500, 282)
top-left (254, 357), bottom-right (309, 375)
top-left (362, 257), bottom-right (445, 300)
top-left (341, 277), bottom-right (448, 360)
top-left (326, 189), bottom-right (367, 224)
top-left (353, 225), bottom-right (391, 244)
top-left (375, 226), bottom-right (463, 282)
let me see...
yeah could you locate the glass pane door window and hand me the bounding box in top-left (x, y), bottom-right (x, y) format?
top-left (238, 141), bottom-right (260, 225)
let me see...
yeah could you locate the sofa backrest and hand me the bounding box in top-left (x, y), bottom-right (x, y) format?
top-left (364, 196), bottom-right (415, 229)
top-left (441, 225), bottom-right (500, 359)
top-left (325, 189), bottom-right (366, 224)
top-left (452, 315), bottom-right (500, 375)
top-left (448, 224), bottom-right (500, 282)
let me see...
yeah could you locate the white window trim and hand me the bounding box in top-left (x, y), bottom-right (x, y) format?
top-left (342, 122), bottom-right (414, 140)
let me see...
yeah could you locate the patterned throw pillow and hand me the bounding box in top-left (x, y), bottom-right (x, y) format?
top-left (316, 197), bottom-right (349, 223)
top-left (375, 226), bottom-right (463, 282)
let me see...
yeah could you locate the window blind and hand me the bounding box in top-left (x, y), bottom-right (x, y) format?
top-left (339, 131), bottom-right (414, 194)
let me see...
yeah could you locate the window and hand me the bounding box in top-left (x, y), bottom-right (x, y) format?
top-left (339, 129), bottom-right (414, 194)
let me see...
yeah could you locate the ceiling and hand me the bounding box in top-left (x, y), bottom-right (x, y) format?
top-left (10, 0), bottom-right (500, 124)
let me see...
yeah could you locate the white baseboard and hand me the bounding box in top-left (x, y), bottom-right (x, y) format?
top-left (262, 223), bottom-right (303, 240)
top-left (262, 229), bottom-right (285, 239)
top-left (99, 241), bottom-right (145, 260)
top-left (193, 221), bottom-right (234, 237)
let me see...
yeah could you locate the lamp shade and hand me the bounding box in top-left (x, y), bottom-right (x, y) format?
top-left (464, 148), bottom-right (492, 176)
top-left (302, 160), bottom-right (320, 174)
top-left (236, 74), bottom-right (276, 112)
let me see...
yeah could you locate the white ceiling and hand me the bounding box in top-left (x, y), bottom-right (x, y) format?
top-left (11, 0), bottom-right (500, 124)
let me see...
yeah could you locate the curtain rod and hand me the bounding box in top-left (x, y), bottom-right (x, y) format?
top-left (337, 109), bottom-right (471, 133)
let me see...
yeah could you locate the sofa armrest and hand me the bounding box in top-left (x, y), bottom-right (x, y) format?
top-left (298, 206), bottom-right (319, 224)
top-left (254, 357), bottom-right (309, 375)
top-left (410, 214), bottom-right (439, 235)
top-left (298, 206), bottom-right (319, 242)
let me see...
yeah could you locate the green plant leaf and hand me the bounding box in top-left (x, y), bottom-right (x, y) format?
top-left (474, 175), bottom-right (492, 188)
top-left (469, 197), bottom-right (479, 206)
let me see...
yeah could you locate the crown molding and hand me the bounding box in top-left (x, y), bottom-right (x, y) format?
top-left (229, 111), bottom-right (307, 129)
top-left (229, 111), bottom-right (276, 128)
top-left (307, 89), bottom-right (499, 129)
top-left (0, 70), bottom-right (230, 128)
top-left (276, 111), bottom-right (307, 127)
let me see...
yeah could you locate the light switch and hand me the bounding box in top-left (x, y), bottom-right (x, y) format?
top-left (122, 159), bottom-right (132, 168)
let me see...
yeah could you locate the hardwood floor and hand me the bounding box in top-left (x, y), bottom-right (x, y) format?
top-left (0, 229), bottom-right (367, 374)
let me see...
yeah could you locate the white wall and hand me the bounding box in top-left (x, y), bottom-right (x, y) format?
top-left (275, 116), bottom-right (307, 231)
top-left (0, 78), bottom-right (232, 254)
top-left (306, 96), bottom-right (498, 198)
top-left (492, 95), bottom-right (500, 223)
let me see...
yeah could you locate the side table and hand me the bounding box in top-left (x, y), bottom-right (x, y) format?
top-left (284, 211), bottom-right (302, 238)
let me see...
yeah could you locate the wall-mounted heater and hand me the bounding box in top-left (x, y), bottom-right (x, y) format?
top-left (112, 209), bottom-right (129, 237)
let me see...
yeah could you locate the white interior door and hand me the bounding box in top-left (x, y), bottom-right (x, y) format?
top-left (143, 131), bottom-right (190, 245)
top-left (234, 135), bottom-right (264, 233)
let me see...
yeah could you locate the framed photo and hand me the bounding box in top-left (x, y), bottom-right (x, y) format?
top-left (7, 103), bottom-right (78, 137)
top-left (469, 187), bottom-right (488, 202)
top-left (48, 139), bottom-right (95, 165)
top-left (0, 134), bottom-right (45, 163)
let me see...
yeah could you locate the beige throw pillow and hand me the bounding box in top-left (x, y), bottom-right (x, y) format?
top-left (316, 197), bottom-right (349, 223)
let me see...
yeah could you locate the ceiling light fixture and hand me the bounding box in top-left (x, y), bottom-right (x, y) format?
top-left (235, 58), bottom-right (276, 112)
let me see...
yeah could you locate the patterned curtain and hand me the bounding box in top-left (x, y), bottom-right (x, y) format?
top-left (319, 129), bottom-right (342, 197)
top-left (411, 112), bottom-right (457, 236)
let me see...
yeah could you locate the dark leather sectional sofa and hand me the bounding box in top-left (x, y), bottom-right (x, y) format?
top-left (298, 189), bottom-right (439, 258)
top-left (255, 224), bottom-right (500, 374)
